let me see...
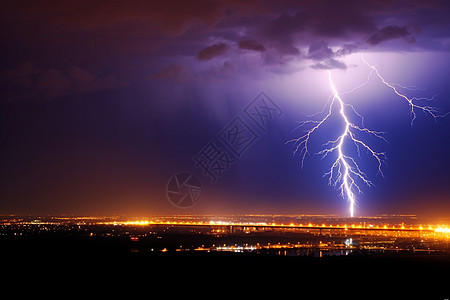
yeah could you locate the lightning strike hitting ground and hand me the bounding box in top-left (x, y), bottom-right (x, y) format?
top-left (288, 55), bottom-right (446, 217)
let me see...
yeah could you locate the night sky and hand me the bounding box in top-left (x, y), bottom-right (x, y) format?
top-left (1, 0), bottom-right (450, 217)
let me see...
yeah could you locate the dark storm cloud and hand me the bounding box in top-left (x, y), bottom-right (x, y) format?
top-left (307, 41), bottom-right (334, 60)
top-left (367, 25), bottom-right (415, 45)
top-left (238, 40), bottom-right (266, 52)
top-left (334, 43), bottom-right (359, 57)
top-left (217, 1), bottom-right (448, 70)
top-left (258, 1), bottom-right (377, 62)
top-left (262, 2), bottom-right (376, 39)
top-left (2, 0), bottom-right (450, 97)
top-left (306, 41), bottom-right (353, 70)
top-left (197, 43), bottom-right (229, 60)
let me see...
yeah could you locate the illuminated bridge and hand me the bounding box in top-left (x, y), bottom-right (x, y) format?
top-left (106, 220), bottom-right (450, 235)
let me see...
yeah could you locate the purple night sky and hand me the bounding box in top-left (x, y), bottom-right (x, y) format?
top-left (1, 0), bottom-right (450, 216)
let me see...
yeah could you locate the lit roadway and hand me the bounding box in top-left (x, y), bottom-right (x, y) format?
top-left (113, 221), bottom-right (444, 233)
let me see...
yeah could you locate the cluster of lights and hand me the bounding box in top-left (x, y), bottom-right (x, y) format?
top-left (100, 219), bottom-right (450, 235)
top-left (434, 227), bottom-right (450, 234)
top-left (7, 218), bottom-right (449, 234)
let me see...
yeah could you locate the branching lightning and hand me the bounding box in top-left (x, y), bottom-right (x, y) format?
top-left (288, 55), bottom-right (447, 217)
top-left (361, 56), bottom-right (446, 126)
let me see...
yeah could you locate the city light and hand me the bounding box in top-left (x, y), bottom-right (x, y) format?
top-left (1, 214), bottom-right (449, 264)
top-left (435, 227), bottom-right (450, 233)
top-left (26, 216), bottom-right (447, 240)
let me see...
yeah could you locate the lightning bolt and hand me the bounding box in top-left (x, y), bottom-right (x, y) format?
top-left (288, 55), bottom-right (446, 217)
top-left (361, 56), bottom-right (445, 125)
